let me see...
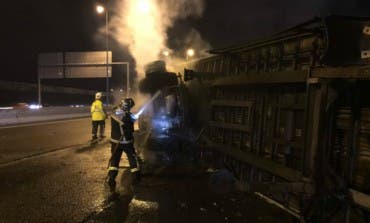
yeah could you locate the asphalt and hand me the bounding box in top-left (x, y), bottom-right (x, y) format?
top-left (0, 118), bottom-right (106, 164)
top-left (0, 119), bottom-right (293, 223)
top-left (0, 141), bottom-right (110, 222)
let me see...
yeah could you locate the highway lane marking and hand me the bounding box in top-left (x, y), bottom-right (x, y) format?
top-left (0, 117), bottom-right (91, 129)
top-left (0, 144), bottom-right (84, 168)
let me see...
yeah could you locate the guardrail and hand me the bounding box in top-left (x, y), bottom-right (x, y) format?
top-left (0, 106), bottom-right (91, 126)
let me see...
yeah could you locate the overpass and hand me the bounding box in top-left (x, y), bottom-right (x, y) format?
top-left (0, 81), bottom-right (97, 106)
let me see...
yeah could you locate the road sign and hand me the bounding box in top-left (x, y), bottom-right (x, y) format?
top-left (38, 51), bottom-right (112, 79)
top-left (38, 53), bottom-right (64, 79)
top-left (64, 51), bottom-right (112, 78)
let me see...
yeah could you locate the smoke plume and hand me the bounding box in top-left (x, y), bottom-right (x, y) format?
top-left (110, 0), bottom-right (207, 78)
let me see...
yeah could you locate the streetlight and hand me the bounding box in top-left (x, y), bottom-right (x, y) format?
top-left (96, 4), bottom-right (110, 105)
top-left (96, 5), bottom-right (105, 14)
top-left (187, 48), bottom-right (195, 58)
top-left (186, 48), bottom-right (195, 67)
top-left (163, 50), bottom-right (170, 57)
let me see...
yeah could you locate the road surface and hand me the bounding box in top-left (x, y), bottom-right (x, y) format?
top-left (0, 117), bottom-right (106, 165)
top-left (0, 118), bottom-right (293, 223)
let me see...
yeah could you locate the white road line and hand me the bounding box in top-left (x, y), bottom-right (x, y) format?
top-left (0, 140), bottom-right (109, 168)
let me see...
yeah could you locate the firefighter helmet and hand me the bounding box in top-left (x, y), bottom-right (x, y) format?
top-left (95, 92), bottom-right (102, 100)
top-left (121, 98), bottom-right (135, 111)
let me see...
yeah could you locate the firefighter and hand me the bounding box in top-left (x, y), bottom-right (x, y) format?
top-left (90, 92), bottom-right (107, 142)
top-left (106, 98), bottom-right (140, 193)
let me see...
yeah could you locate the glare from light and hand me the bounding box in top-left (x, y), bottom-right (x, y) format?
top-left (137, 0), bottom-right (151, 14)
top-left (187, 48), bottom-right (195, 57)
top-left (0, 107), bottom-right (13, 110)
top-left (115, 0), bottom-right (163, 76)
top-left (96, 5), bottom-right (105, 14)
top-left (163, 51), bottom-right (170, 57)
top-left (152, 117), bottom-right (171, 131)
top-left (29, 104), bottom-right (42, 110)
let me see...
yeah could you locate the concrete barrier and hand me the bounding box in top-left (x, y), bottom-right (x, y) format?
top-left (0, 106), bottom-right (91, 126)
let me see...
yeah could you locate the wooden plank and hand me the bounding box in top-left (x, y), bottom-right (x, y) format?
top-left (311, 66), bottom-right (370, 79)
top-left (212, 70), bottom-right (307, 86)
top-left (209, 121), bottom-right (251, 132)
top-left (210, 100), bottom-right (254, 107)
top-left (203, 138), bottom-right (303, 182)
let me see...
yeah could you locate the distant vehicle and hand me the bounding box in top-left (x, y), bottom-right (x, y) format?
top-left (10, 103), bottom-right (42, 110)
top-left (12, 103), bottom-right (29, 109)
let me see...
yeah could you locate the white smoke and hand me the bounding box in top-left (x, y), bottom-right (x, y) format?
top-left (109, 0), bottom-right (207, 78)
top-left (166, 28), bottom-right (211, 73)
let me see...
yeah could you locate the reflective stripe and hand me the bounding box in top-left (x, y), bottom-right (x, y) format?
top-left (130, 168), bottom-right (140, 173)
top-left (110, 138), bottom-right (133, 144)
top-left (108, 166), bottom-right (119, 171)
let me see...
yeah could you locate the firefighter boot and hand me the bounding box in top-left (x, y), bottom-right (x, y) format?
top-left (106, 178), bottom-right (116, 193)
top-left (91, 135), bottom-right (98, 144)
top-left (104, 178), bottom-right (118, 204)
top-left (131, 170), bottom-right (141, 185)
top-left (105, 170), bottom-right (118, 193)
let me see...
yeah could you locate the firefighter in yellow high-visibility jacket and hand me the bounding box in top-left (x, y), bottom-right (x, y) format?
top-left (91, 92), bottom-right (107, 142)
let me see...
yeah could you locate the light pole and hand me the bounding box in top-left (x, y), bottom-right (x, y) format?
top-left (96, 4), bottom-right (110, 105)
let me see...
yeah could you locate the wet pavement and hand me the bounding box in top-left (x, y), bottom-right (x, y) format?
top-left (0, 139), bottom-right (293, 223)
top-left (0, 141), bottom-right (110, 222)
top-left (0, 118), bottom-right (98, 164)
top-left (82, 173), bottom-right (294, 223)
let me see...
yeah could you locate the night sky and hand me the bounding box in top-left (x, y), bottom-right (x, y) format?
top-left (1, 0), bottom-right (370, 90)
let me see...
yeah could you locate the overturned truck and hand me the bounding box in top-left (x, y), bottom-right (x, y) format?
top-left (186, 15), bottom-right (370, 222)
top-left (136, 61), bottom-right (195, 172)
top-left (138, 15), bottom-right (370, 222)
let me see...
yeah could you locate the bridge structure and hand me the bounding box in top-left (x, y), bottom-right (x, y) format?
top-left (0, 80), bottom-right (96, 106)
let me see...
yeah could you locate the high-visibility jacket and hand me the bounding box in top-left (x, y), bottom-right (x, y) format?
top-left (91, 99), bottom-right (106, 121)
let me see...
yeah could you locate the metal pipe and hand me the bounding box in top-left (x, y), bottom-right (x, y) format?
top-left (37, 73), bottom-right (41, 106)
top-left (105, 8), bottom-right (109, 105)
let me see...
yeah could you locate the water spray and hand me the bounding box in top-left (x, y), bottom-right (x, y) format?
top-left (132, 90), bottom-right (162, 120)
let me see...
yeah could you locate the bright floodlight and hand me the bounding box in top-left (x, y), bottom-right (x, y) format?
top-left (137, 0), bottom-right (150, 13)
top-left (163, 51), bottom-right (170, 57)
top-left (96, 5), bottom-right (105, 14)
top-left (187, 49), bottom-right (195, 57)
